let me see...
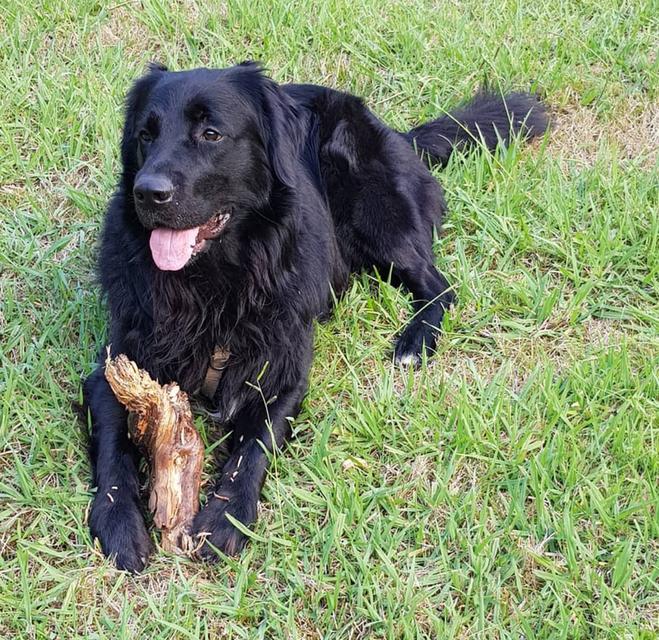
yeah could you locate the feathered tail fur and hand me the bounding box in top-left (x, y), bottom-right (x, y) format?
top-left (406, 92), bottom-right (548, 166)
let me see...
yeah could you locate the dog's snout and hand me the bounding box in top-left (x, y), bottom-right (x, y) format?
top-left (133, 175), bottom-right (174, 207)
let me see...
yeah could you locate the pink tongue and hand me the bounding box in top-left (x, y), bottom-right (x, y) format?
top-left (149, 227), bottom-right (199, 271)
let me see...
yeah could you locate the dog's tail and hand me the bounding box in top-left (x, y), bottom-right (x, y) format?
top-left (405, 92), bottom-right (548, 166)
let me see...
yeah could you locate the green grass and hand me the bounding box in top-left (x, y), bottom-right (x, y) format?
top-left (1, 0), bottom-right (658, 638)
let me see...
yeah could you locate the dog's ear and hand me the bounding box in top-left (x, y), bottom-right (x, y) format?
top-left (229, 63), bottom-right (302, 187)
top-left (120, 66), bottom-right (167, 177)
top-left (259, 77), bottom-right (304, 190)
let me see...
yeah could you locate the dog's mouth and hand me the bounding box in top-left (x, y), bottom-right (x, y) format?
top-left (149, 212), bottom-right (231, 271)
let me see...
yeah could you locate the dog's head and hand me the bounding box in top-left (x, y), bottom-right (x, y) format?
top-left (120, 62), bottom-right (301, 271)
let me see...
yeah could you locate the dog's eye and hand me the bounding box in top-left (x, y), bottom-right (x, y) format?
top-left (139, 130), bottom-right (153, 143)
top-left (202, 129), bottom-right (222, 142)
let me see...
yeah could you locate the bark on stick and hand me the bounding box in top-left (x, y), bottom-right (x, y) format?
top-left (104, 352), bottom-right (203, 553)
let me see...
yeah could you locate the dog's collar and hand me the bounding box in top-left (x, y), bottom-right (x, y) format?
top-left (200, 345), bottom-right (230, 400)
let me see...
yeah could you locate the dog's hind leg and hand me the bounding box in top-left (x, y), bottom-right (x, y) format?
top-left (352, 177), bottom-right (455, 365)
top-left (389, 257), bottom-right (455, 365)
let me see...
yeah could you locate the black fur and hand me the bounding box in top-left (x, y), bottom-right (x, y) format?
top-left (83, 62), bottom-right (547, 571)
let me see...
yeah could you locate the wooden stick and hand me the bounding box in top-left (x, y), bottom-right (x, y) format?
top-left (104, 351), bottom-right (203, 553)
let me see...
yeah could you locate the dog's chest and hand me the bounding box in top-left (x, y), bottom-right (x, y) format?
top-left (190, 339), bottom-right (270, 423)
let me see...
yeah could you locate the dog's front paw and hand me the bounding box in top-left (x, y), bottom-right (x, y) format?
top-left (192, 495), bottom-right (257, 561)
top-left (89, 491), bottom-right (152, 573)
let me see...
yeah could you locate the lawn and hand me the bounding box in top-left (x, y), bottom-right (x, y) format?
top-left (0, 0), bottom-right (657, 638)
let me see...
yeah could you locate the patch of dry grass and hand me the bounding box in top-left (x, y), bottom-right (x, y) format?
top-left (548, 97), bottom-right (658, 169)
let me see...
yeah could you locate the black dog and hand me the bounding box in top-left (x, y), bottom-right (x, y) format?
top-left (83, 62), bottom-right (547, 571)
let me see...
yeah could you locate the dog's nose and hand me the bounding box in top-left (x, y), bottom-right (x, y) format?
top-left (133, 175), bottom-right (174, 206)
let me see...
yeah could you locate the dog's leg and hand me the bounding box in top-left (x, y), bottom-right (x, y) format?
top-left (84, 364), bottom-right (152, 572)
top-left (193, 381), bottom-right (306, 560)
top-left (392, 260), bottom-right (455, 365)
